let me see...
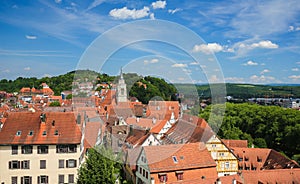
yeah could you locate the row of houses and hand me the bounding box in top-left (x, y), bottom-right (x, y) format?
top-left (0, 71), bottom-right (299, 183)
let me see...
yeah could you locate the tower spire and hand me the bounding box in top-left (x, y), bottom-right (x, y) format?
top-left (120, 67), bottom-right (123, 79)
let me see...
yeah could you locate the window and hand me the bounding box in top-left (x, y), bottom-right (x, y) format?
top-left (16, 131), bottom-right (22, 136)
top-left (40, 160), bottom-right (46, 169)
top-left (225, 162), bottom-right (230, 169)
top-left (257, 157), bottom-right (262, 162)
top-left (212, 144), bottom-right (216, 148)
top-left (56, 144), bottom-right (77, 153)
top-left (172, 156), bottom-right (178, 163)
top-left (68, 174), bottom-right (74, 184)
top-left (42, 131), bottom-right (47, 136)
top-left (21, 176), bottom-right (32, 184)
top-left (38, 145), bottom-right (48, 154)
top-left (21, 160), bottom-right (30, 169)
top-left (38, 175), bottom-right (48, 184)
top-left (146, 172), bottom-right (148, 179)
top-left (9, 161), bottom-right (20, 169)
top-left (59, 159), bottom-right (64, 168)
top-left (66, 159), bottom-right (77, 168)
top-left (159, 174), bottom-right (167, 183)
top-left (11, 176), bottom-right (17, 184)
top-left (219, 152), bottom-right (225, 157)
top-left (245, 156), bottom-right (249, 161)
top-left (12, 145), bottom-right (18, 155)
top-left (54, 130), bottom-right (59, 135)
top-left (176, 171), bottom-right (183, 181)
top-left (58, 175), bottom-right (64, 184)
top-left (21, 145), bottom-right (33, 154)
top-left (28, 131), bottom-right (33, 136)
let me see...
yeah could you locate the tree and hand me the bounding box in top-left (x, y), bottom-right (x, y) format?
top-left (77, 146), bottom-right (121, 184)
top-left (49, 101), bottom-right (60, 107)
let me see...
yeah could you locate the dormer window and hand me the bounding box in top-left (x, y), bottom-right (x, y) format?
top-left (42, 131), bottom-right (47, 136)
top-left (16, 131), bottom-right (22, 136)
top-left (54, 130), bottom-right (59, 136)
top-left (28, 131), bottom-right (33, 136)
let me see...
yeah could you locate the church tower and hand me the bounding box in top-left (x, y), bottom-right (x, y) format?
top-left (116, 68), bottom-right (127, 103)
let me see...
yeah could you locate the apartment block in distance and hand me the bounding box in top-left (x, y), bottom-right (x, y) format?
top-left (0, 112), bottom-right (82, 184)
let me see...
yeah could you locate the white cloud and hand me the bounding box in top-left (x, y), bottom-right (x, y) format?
top-left (250, 40), bottom-right (279, 49)
top-left (243, 60), bottom-right (258, 66)
top-left (149, 13), bottom-right (155, 20)
top-left (289, 75), bottom-right (300, 80)
top-left (192, 43), bottom-right (224, 54)
top-left (25, 35), bottom-right (37, 40)
top-left (225, 77), bottom-right (245, 83)
top-left (109, 6), bottom-right (150, 20)
top-left (43, 74), bottom-right (52, 78)
top-left (171, 63), bottom-right (187, 68)
top-left (168, 8), bottom-right (182, 14)
top-left (54, 0), bottom-right (62, 4)
top-left (250, 75), bottom-right (276, 83)
top-left (151, 1), bottom-right (167, 9)
top-left (292, 68), bottom-right (299, 71)
top-left (288, 25), bottom-right (300, 32)
top-left (24, 67), bottom-right (31, 71)
top-left (297, 62), bottom-right (300, 65)
top-left (260, 69), bottom-right (270, 75)
top-left (189, 61), bottom-right (199, 65)
top-left (144, 58), bottom-right (159, 64)
top-left (87, 0), bottom-right (105, 11)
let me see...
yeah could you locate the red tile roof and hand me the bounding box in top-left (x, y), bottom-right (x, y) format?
top-left (242, 169), bottom-right (300, 183)
top-left (143, 143), bottom-right (216, 173)
top-left (0, 112), bottom-right (82, 145)
top-left (222, 139), bottom-right (248, 148)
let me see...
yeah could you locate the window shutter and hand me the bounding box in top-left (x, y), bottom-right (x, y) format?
top-left (66, 160), bottom-right (69, 168)
top-left (29, 176), bottom-right (32, 183)
top-left (28, 160), bottom-right (30, 169)
top-left (9, 161), bottom-right (11, 169)
top-left (46, 176), bottom-right (49, 183)
top-left (74, 160), bottom-right (77, 167)
top-left (18, 161), bottom-right (20, 169)
top-left (21, 177), bottom-right (23, 184)
top-left (38, 176), bottom-right (40, 184)
top-left (21, 161), bottom-right (24, 169)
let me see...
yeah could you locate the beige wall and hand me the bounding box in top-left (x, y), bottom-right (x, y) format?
top-left (0, 144), bottom-right (80, 184)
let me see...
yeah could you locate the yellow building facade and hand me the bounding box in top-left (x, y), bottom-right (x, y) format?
top-left (206, 135), bottom-right (238, 177)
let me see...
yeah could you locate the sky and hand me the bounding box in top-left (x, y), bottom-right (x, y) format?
top-left (0, 0), bottom-right (300, 84)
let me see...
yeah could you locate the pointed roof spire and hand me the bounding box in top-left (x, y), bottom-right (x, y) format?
top-left (120, 67), bottom-right (123, 79)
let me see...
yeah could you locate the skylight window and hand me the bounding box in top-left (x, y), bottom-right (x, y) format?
top-left (16, 131), bottom-right (22, 136)
top-left (172, 156), bottom-right (178, 163)
top-left (28, 131), bottom-right (33, 136)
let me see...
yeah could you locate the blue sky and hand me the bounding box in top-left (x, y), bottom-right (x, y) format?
top-left (0, 0), bottom-right (300, 84)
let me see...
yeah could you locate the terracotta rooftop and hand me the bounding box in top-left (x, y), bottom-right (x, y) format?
top-left (222, 139), bottom-right (248, 148)
top-left (0, 111), bottom-right (82, 145)
top-left (242, 169), bottom-right (300, 183)
top-left (161, 116), bottom-right (213, 144)
top-left (143, 143), bottom-right (216, 173)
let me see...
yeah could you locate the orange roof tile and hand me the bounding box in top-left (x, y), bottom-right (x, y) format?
top-left (143, 143), bottom-right (216, 173)
top-left (222, 139), bottom-right (248, 148)
top-left (242, 169), bottom-right (300, 183)
top-left (0, 112), bottom-right (82, 145)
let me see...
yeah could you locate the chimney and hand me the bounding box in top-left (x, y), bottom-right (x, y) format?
top-left (232, 179), bottom-right (237, 184)
top-left (129, 125), bottom-right (134, 136)
top-left (77, 114), bottom-right (81, 124)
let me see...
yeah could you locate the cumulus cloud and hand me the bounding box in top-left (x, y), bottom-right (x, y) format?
top-left (144, 58), bottom-right (159, 64)
top-left (189, 61), bottom-right (199, 65)
top-left (171, 63), bottom-right (187, 68)
top-left (292, 68), bottom-right (299, 71)
top-left (149, 13), bottom-right (155, 20)
top-left (24, 67), bottom-right (31, 71)
top-left (288, 25), bottom-right (300, 32)
top-left (168, 8), bottom-right (182, 14)
top-left (25, 35), bottom-right (37, 40)
top-left (250, 75), bottom-right (275, 83)
top-left (289, 75), bottom-right (300, 80)
top-left (54, 0), bottom-right (62, 4)
top-left (260, 69), bottom-right (270, 75)
top-left (109, 6), bottom-right (150, 20)
top-left (250, 40), bottom-right (278, 49)
top-left (192, 43), bottom-right (224, 54)
top-left (151, 1), bottom-right (167, 9)
top-left (243, 60), bottom-right (258, 66)
top-left (225, 77), bottom-right (245, 83)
